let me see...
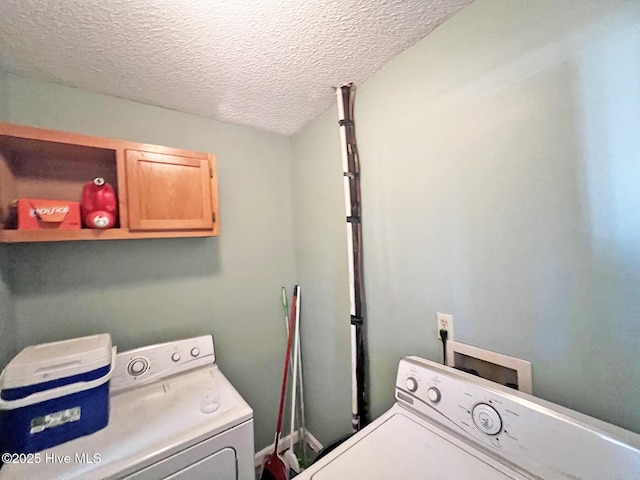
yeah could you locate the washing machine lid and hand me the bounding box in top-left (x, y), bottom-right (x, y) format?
top-left (1, 365), bottom-right (253, 480)
top-left (308, 411), bottom-right (527, 480)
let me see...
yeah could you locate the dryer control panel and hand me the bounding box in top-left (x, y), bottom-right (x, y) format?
top-left (395, 356), bottom-right (640, 479)
top-left (110, 335), bottom-right (215, 392)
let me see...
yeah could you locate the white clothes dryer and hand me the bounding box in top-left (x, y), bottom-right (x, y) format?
top-left (0, 335), bottom-right (254, 480)
top-left (297, 356), bottom-right (640, 479)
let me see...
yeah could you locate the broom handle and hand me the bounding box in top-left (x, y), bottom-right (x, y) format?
top-left (274, 285), bottom-right (298, 453)
top-left (295, 288), bottom-right (309, 465)
top-left (289, 292), bottom-right (299, 449)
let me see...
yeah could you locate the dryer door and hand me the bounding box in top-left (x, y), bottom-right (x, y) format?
top-left (121, 446), bottom-right (237, 480)
top-left (165, 447), bottom-right (236, 480)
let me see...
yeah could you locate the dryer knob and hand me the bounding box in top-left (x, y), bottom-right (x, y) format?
top-left (191, 347), bottom-right (200, 357)
top-left (127, 358), bottom-right (148, 376)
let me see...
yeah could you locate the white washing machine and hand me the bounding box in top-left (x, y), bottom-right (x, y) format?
top-left (0, 335), bottom-right (254, 480)
top-left (297, 356), bottom-right (640, 479)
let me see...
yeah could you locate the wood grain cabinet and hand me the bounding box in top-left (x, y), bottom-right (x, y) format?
top-left (125, 150), bottom-right (216, 232)
top-left (0, 122), bottom-right (220, 243)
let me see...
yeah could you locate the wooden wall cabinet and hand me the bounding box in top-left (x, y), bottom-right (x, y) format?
top-left (0, 122), bottom-right (220, 243)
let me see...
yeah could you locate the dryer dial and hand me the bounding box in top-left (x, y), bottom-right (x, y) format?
top-left (127, 357), bottom-right (149, 377)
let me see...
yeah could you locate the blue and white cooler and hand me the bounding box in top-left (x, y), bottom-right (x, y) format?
top-left (0, 334), bottom-right (116, 455)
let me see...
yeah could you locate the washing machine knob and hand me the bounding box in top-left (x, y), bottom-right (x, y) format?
top-left (405, 377), bottom-right (418, 392)
top-left (171, 352), bottom-right (181, 362)
top-left (472, 403), bottom-right (502, 435)
top-left (191, 347), bottom-right (200, 357)
top-left (427, 387), bottom-right (441, 403)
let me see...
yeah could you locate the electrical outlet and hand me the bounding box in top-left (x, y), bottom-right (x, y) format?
top-left (436, 312), bottom-right (453, 340)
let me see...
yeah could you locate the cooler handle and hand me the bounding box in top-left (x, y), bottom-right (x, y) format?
top-left (0, 347), bottom-right (117, 410)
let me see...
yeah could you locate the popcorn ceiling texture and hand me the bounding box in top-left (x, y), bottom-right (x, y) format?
top-left (0, 0), bottom-right (471, 135)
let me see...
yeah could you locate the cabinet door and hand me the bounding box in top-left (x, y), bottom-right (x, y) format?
top-left (125, 150), bottom-right (214, 231)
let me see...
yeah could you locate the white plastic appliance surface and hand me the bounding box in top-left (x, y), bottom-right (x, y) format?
top-left (0, 335), bottom-right (255, 480)
top-left (1, 333), bottom-right (113, 388)
top-left (300, 407), bottom-right (522, 479)
top-left (297, 356), bottom-right (640, 480)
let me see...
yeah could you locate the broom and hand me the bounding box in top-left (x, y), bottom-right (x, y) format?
top-left (261, 285), bottom-right (299, 480)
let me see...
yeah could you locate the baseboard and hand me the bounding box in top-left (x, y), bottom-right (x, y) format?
top-left (254, 430), bottom-right (323, 468)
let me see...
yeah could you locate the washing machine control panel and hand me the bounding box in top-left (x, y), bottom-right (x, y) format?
top-left (111, 335), bottom-right (215, 392)
top-left (395, 357), bottom-right (524, 455)
top-left (394, 356), bottom-right (640, 480)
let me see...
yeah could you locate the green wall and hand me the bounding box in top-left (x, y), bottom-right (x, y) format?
top-left (0, 73), bottom-right (296, 449)
top-left (0, 246), bottom-right (16, 368)
top-left (0, 71), bottom-right (7, 118)
top-left (0, 71), bottom-right (16, 368)
top-left (292, 0), bottom-right (640, 437)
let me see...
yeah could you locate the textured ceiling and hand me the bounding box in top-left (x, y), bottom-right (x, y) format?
top-left (0, 0), bottom-right (471, 135)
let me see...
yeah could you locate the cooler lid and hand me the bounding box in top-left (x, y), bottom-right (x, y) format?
top-left (1, 334), bottom-right (113, 389)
